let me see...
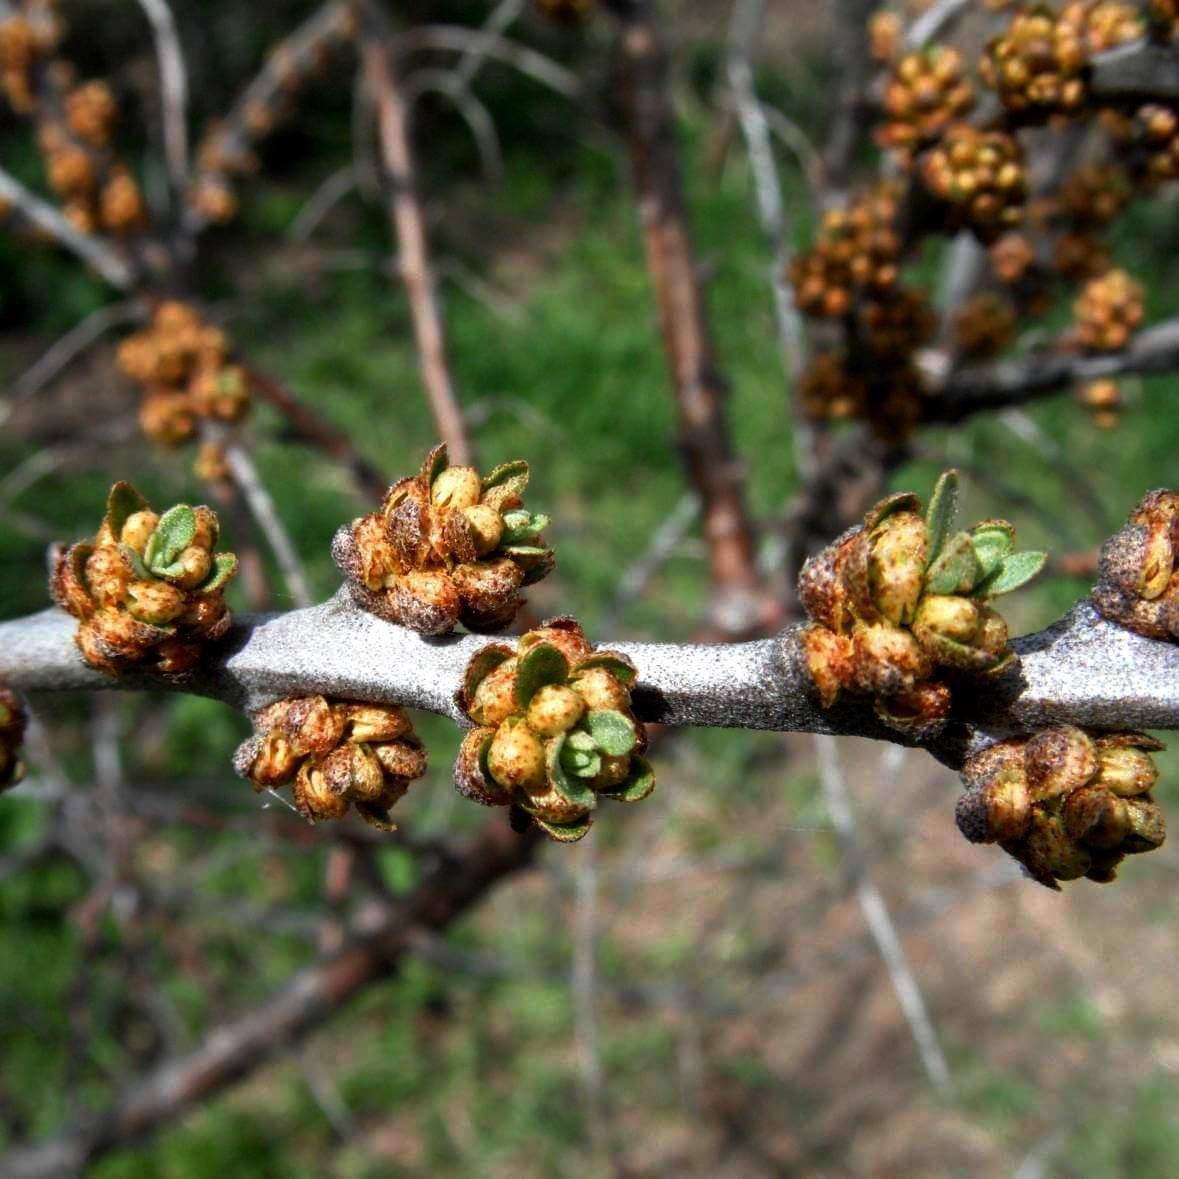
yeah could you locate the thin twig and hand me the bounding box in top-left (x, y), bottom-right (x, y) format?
top-left (360, 4), bottom-right (473, 464)
top-left (222, 443), bottom-right (314, 608)
top-left (135, 0), bottom-right (190, 205)
top-left (0, 166), bottom-right (135, 290)
top-left (904, 0), bottom-right (973, 51)
top-left (287, 166), bottom-right (357, 241)
top-left (813, 734), bottom-right (954, 1096)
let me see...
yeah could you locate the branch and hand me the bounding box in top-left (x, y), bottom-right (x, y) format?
top-left (2, 594), bottom-right (1177, 767)
top-left (1090, 40), bottom-right (1179, 102)
top-left (359, 4), bottom-right (473, 465)
top-left (0, 167), bottom-right (136, 290)
top-left (136, 0), bottom-right (190, 205)
top-left (613, 1), bottom-right (769, 634)
top-left (928, 317), bottom-right (1179, 422)
top-left (2, 816), bottom-right (540, 1179)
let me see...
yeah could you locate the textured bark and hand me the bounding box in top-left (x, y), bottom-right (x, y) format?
top-left (3, 594), bottom-right (1178, 771)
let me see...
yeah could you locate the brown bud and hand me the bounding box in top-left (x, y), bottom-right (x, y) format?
top-left (568, 666), bottom-right (630, 713)
top-left (1094, 744), bottom-right (1159, 797)
top-left (1024, 725), bottom-right (1098, 801)
top-left (469, 658), bottom-right (520, 727)
top-left (461, 504), bottom-right (504, 555)
top-left (801, 625), bottom-right (854, 708)
top-left (956, 769), bottom-right (1032, 844)
top-left (850, 623), bottom-right (932, 695)
top-left (1063, 786), bottom-right (1130, 848)
top-left (339, 703), bottom-right (411, 743)
top-left (868, 512), bottom-right (927, 625)
top-left (126, 579), bottom-right (186, 625)
top-left (293, 761), bottom-right (350, 821)
top-left (430, 465), bottom-right (481, 510)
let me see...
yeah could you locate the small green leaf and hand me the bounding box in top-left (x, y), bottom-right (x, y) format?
top-left (924, 470), bottom-right (960, 568)
top-left (500, 510), bottom-right (550, 545)
top-left (144, 504), bottom-right (196, 571)
top-left (198, 553), bottom-right (238, 594)
top-left (547, 736), bottom-right (597, 807)
top-left (599, 756), bottom-right (656, 803)
top-left (514, 642), bottom-right (569, 709)
top-left (924, 530), bottom-right (982, 595)
top-left (481, 459), bottom-right (529, 495)
top-left (423, 443), bottom-right (449, 487)
top-left (971, 520), bottom-right (1015, 577)
top-left (974, 550), bottom-right (1047, 597)
top-left (120, 544), bottom-right (151, 581)
top-left (572, 651), bottom-right (638, 685)
top-left (106, 482), bottom-right (148, 539)
top-left (535, 814), bottom-right (592, 842)
top-left (585, 710), bottom-right (637, 757)
top-left (560, 734), bottom-right (602, 779)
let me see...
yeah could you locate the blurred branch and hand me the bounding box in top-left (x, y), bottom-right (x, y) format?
top-left (359, 4), bottom-right (473, 465)
top-left (814, 735), bottom-right (953, 1095)
top-left (612, 0), bottom-right (771, 635)
top-left (1090, 40), bottom-right (1179, 101)
top-left (4, 595), bottom-right (1179, 767)
top-left (904, 0), bottom-right (972, 51)
top-left (136, 0), bottom-right (190, 208)
top-left (0, 167), bottom-right (136, 290)
top-left (928, 318), bottom-right (1179, 421)
top-left (725, 0), bottom-right (814, 480)
top-left (3, 816), bottom-right (541, 1179)
top-left (821, 0), bottom-right (877, 199)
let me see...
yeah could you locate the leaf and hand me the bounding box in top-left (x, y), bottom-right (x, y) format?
top-left (535, 814), bottom-right (592, 843)
top-left (481, 459), bottom-right (529, 496)
top-left (599, 756), bottom-right (656, 804)
top-left (924, 470), bottom-right (960, 568)
top-left (864, 492), bottom-right (921, 532)
top-left (120, 544), bottom-right (151, 582)
top-left (461, 643), bottom-right (514, 709)
top-left (422, 443), bottom-right (449, 487)
top-left (561, 731), bottom-right (602, 779)
top-left (106, 482), bottom-right (148, 539)
top-left (924, 530), bottom-right (982, 595)
top-left (974, 550), bottom-right (1047, 597)
top-left (144, 504), bottom-right (195, 572)
top-left (585, 710), bottom-right (637, 757)
top-left (971, 520), bottom-right (1015, 577)
top-left (572, 651), bottom-right (638, 685)
top-left (500, 510), bottom-right (550, 545)
top-left (514, 642), bottom-right (569, 709)
top-left (547, 735), bottom-right (597, 808)
top-left (198, 553), bottom-right (238, 594)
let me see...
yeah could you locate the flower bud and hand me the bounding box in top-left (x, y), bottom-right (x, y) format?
top-left (1024, 725), bottom-right (1098, 801)
top-left (430, 465), bottom-right (482, 510)
top-left (320, 743), bottom-right (385, 803)
top-left (1017, 811), bottom-right (1092, 888)
top-left (168, 545), bottom-right (212, 590)
top-left (469, 657), bottom-right (519, 727)
top-left (1063, 786), bottom-right (1130, 849)
top-left (850, 623), bottom-right (931, 695)
top-left (372, 739), bottom-right (427, 781)
top-left (340, 703), bottom-right (411, 743)
top-left (867, 511), bottom-right (927, 625)
top-left (1094, 744), bottom-right (1159, 797)
top-left (801, 625), bottom-right (854, 708)
top-left (85, 546), bottom-right (131, 607)
top-left (1123, 797), bottom-right (1167, 852)
top-left (293, 761), bottom-right (350, 821)
top-left (569, 666), bottom-right (631, 714)
top-left (956, 770), bottom-right (1032, 844)
top-left (126, 579), bottom-right (187, 625)
top-left (462, 504), bottom-right (504, 555)
top-left (486, 718), bottom-right (547, 793)
top-left (120, 510), bottom-right (159, 554)
top-left (526, 683), bottom-right (585, 737)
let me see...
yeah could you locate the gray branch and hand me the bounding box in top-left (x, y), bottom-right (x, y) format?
top-left (1090, 40), bottom-right (1179, 101)
top-left (2, 592), bottom-right (1177, 771)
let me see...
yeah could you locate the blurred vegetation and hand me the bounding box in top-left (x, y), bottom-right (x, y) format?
top-left (2, 2), bottom-right (1179, 1175)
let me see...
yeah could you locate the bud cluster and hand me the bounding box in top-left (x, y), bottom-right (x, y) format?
top-left (333, 444), bottom-right (555, 636)
top-left (117, 301), bottom-right (252, 448)
top-left (952, 291), bottom-right (1018, 359)
top-left (1113, 103), bottom-right (1179, 185)
top-left (0, 2), bottom-right (61, 114)
top-left (50, 482), bottom-right (238, 675)
top-left (0, 686), bottom-right (27, 793)
top-left (189, 3), bottom-right (357, 225)
top-left (233, 696), bottom-right (425, 830)
top-left (789, 183), bottom-right (903, 318)
top-left (455, 618), bottom-right (654, 842)
top-left (876, 46), bottom-right (975, 160)
top-left (1093, 490), bottom-right (1179, 641)
top-left (1073, 267), bottom-right (1145, 352)
top-left (1073, 378), bottom-right (1122, 429)
top-left (799, 471), bottom-right (1045, 733)
top-left (957, 726), bottom-right (1166, 888)
top-left (921, 124), bottom-right (1027, 241)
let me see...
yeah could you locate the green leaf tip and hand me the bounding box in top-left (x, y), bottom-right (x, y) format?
top-left (924, 470), bottom-right (960, 568)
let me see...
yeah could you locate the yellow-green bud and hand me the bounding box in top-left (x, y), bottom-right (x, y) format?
top-left (120, 510), bottom-right (159, 554)
top-left (126, 578), bottom-right (186, 625)
top-left (1095, 746), bottom-right (1158, 797)
top-left (487, 719), bottom-right (547, 793)
top-left (868, 511), bottom-right (927, 624)
top-left (1024, 725), bottom-right (1098, 801)
top-left (169, 545), bottom-right (212, 589)
top-left (191, 505), bottom-right (219, 551)
top-left (85, 547), bottom-right (130, 607)
top-left (569, 667), bottom-right (630, 713)
top-left (470, 658), bottom-right (519, 727)
top-left (462, 503), bottom-right (504, 555)
top-left (526, 684), bottom-right (585, 737)
top-left (431, 465), bottom-right (482, 510)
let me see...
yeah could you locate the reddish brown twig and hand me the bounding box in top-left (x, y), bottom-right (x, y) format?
top-left (3, 816), bottom-right (541, 1179)
top-left (358, 3), bottom-right (473, 465)
top-left (612, 2), bottom-right (773, 636)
